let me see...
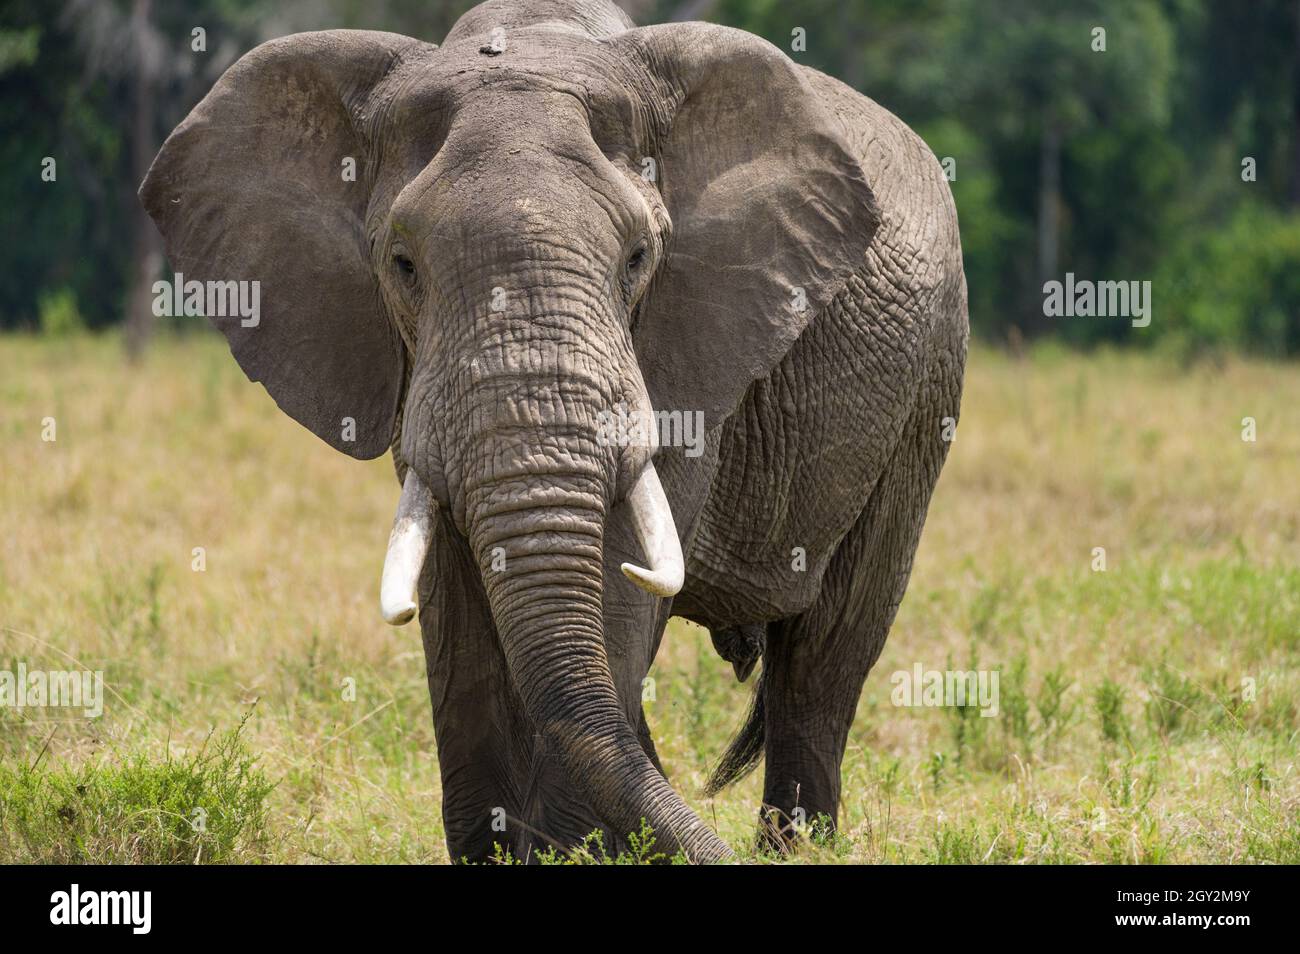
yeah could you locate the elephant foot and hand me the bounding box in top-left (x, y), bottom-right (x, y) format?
top-left (709, 622), bottom-right (766, 682)
top-left (755, 803), bottom-right (836, 857)
top-left (756, 805), bottom-right (799, 856)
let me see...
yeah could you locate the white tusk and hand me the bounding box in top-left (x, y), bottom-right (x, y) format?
top-left (620, 461), bottom-right (685, 598)
top-left (380, 469), bottom-right (436, 626)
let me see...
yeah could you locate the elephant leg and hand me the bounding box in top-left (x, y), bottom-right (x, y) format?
top-left (758, 397), bottom-right (954, 851)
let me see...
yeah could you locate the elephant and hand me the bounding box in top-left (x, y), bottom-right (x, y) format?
top-left (140, 0), bottom-right (967, 864)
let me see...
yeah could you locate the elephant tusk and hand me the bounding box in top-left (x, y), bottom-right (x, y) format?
top-left (380, 469), bottom-right (436, 626)
top-left (620, 461), bottom-right (685, 598)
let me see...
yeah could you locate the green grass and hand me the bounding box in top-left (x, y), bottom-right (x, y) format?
top-left (1, 329), bottom-right (1297, 863)
top-left (0, 716), bottom-right (272, 863)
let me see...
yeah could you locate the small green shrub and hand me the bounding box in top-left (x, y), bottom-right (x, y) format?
top-left (1144, 662), bottom-right (1205, 738)
top-left (37, 288), bottom-right (85, 337)
top-left (1094, 677), bottom-right (1131, 745)
top-left (0, 717), bottom-right (273, 863)
top-left (525, 820), bottom-right (685, 865)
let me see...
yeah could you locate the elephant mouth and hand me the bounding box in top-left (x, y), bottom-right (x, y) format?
top-left (378, 458), bottom-right (684, 627)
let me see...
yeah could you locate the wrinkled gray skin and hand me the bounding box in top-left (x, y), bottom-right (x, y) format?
top-left (141, 0), bottom-right (967, 863)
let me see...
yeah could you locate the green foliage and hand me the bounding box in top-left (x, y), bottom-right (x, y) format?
top-left (2, 0), bottom-right (1298, 354)
top-left (0, 716), bottom-right (273, 863)
top-left (0, 25), bottom-right (38, 71)
top-left (706, 0), bottom-right (1299, 352)
top-left (525, 819), bottom-right (685, 865)
top-left (36, 288), bottom-right (84, 336)
top-left (1094, 677), bottom-right (1130, 745)
top-left (0, 0), bottom-right (264, 330)
top-left (1157, 203), bottom-right (1300, 357)
top-left (1143, 662), bottom-right (1206, 739)
top-left (917, 118), bottom-right (1020, 338)
top-left (925, 820), bottom-right (995, 864)
top-left (1035, 665), bottom-right (1077, 748)
top-left (999, 653), bottom-right (1031, 747)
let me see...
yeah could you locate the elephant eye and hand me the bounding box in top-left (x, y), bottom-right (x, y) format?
top-left (393, 252), bottom-right (416, 280)
top-left (626, 243), bottom-right (647, 272)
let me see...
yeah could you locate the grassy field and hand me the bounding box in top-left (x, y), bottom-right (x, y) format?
top-left (1, 331), bottom-right (1297, 863)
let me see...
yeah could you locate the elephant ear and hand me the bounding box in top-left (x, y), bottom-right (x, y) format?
top-left (619, 24), bottom-right (880, 431)
top-left (140, 30), bottom-right (432, 459)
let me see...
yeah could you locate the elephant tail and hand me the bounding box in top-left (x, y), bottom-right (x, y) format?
top-left (704, 669), bottom-right (766, 796)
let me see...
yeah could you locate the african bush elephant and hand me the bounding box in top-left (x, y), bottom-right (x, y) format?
top-left (141, 0), bottom-right (967, 863)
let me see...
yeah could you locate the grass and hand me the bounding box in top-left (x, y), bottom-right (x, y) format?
top-left (0, 329), bottom-right (1297, 863)
top-left (0, 716), bottom-right (272, 863)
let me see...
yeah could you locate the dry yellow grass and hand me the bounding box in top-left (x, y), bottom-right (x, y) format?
top-left (1, 331), bottom-right (1297, 862)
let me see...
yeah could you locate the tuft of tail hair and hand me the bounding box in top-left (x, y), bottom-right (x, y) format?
top-left (704, 670), bottom-right (766, 796)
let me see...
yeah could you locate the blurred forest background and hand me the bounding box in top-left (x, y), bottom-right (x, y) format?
top-left (1, 0), bottom-right (1298, 357)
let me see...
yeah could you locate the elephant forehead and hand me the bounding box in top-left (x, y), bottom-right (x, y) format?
top-left (380, 30), bottom-right (647, 152)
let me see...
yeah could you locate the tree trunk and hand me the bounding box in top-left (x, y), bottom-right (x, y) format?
top-left (1291, 0), bottom-right (1300, 207)
top-left (1037, 119), bottom-right (1061, 287)
top-left (1032, 117), bottom-right (1062, 335)
top-left (125, 0), bottom-right (160, 360)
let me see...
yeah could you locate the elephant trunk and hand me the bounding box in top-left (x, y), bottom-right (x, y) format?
top-left (466, 466), bottom-right (730, 863)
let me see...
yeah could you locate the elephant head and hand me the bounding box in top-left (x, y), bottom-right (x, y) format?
top-left (140, 0), bottom-right (878, 863)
